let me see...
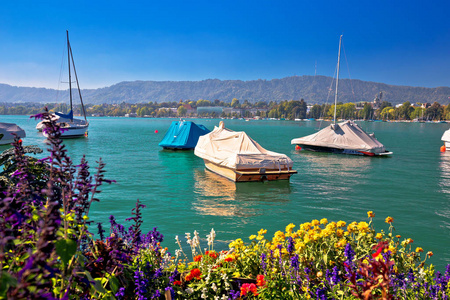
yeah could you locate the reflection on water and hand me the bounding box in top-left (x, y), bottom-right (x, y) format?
top-left (439, 151), bottom-right (450, 195)
top-left (297, 151), bottom-right (373, 197)
top-left (192, 168), bottom-right (292, 217)
top-left (438, 152), bottom-right (450, 221)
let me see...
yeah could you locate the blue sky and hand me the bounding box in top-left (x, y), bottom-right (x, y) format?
top-left (0, 0), bottom-right (449, 89)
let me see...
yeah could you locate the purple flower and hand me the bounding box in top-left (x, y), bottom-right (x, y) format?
top-left (290, 254), bottom-right (299, 272)
top-left (331, 266), bottom-right (340, 285)
top-left (260, 253), bottom-right (267, 273)
top-left (287, 236), bottom-right (295, 253)
top-left (115, 287), bottom-right (125, 299)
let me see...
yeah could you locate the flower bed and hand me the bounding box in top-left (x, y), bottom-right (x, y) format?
top-left (0, 110), bottom-right (449, 299)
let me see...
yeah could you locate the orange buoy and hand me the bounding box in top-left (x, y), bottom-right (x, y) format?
top-left (155, 130), bottom-right (159, 133)
top-left (440, 145), bottom-right (446, 152)
top-left (295, 145), bottom-right (301, 151)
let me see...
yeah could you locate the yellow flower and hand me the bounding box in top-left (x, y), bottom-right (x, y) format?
top-left (427, 251), bottom-right (434, 257)
top-left (285, 223), bottom-right (296, 234)
top-left (229, 238), bottom-right (244, 249)
top-left (337, 221), bottom-right (346, 227)
top-left (249, 235), bottom-right (257, 240)
top-left (415, 247), bottom-right (424, 253)
top-left (311, 219), bottom-right (320, 226)
top-left (375, 233), bottom-right (383, 239)
top-left (320, 218), bottom-right (328, 225)
top-left (258, 228), bottom-right (267, 235)
top-left (336, 229), bottom-right (344, 237)
top-left (300, 222), bottom-right (312, 231)
top-left (347, 222), bottom-right (358, 233)
top-left (357, 222), bottom-right (369, 233)
top-left (367, 211), bottom-right (375, 218)
top-left (385, 216), bottom-right (394, 224)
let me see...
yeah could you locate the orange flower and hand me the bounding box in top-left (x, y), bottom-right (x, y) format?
top-left (194, 255), bottom-right (202, 262)
top-left (367, 211), bottom-right (375, 218)
top-left (415, 247), bottom-right (424, 253)
top-left (385, 216), bottom-right (394, 224)
top-left (427, 251), bottom-right (434, 257)
top-left (256, 274), bottom-right (267, 287)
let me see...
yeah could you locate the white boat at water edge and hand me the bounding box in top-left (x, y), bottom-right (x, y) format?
top-left (0, 122), bottom-right (26, 145)
top-left (36, 30), bottom-right (89, 138)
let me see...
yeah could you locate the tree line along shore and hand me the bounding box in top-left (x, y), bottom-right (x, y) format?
top-left (1, 97), bottom-right (449, 121)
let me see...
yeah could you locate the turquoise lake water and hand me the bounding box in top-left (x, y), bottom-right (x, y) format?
top-left (2, 115), bottom-right (450, 271)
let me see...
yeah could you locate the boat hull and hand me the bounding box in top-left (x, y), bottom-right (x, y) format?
top-left (445, 141), bottom-right (450, 151)
top-left (43, 124), bottom-right (89, 138)
top-left (296, 144), bottom-right (392, 156)
top-left (204, 160), bottom-right (297, 182)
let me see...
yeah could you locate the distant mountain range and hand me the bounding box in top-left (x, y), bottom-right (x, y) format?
top-left (1, 76), bottom-right (449, 106)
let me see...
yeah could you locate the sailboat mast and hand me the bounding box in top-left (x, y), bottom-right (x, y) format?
top-left (334, 35), bottom-right (342, 125)
top-left (67, 30), bottom-right (73, 121)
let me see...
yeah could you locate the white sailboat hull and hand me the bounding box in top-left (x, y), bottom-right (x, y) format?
top-left (42, 121), bottom-right (89, 138)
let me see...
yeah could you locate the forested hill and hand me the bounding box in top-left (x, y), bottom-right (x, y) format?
top-left (1, 76), bottom-right (449, 105)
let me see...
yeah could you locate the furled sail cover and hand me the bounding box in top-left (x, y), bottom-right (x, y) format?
top-left (159, 121), bottom-right (210, 149)
top-left (0, 122), bottom-right (26, 139)
top-left (291, 120), bottom-right (386, 153)
top-left (195, 121), bottom-right (294, 170)
top-left (55, 110), bottom-right (73, 121)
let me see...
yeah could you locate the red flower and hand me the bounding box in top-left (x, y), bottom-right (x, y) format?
top-left (194, 255), bottom-right (203, 262)
top-left (371, 241), bottom-right (389, 259)
top-left (205, 250), bottom-right (218, 259)
top-left (173, 280), bottom-right (182, 285)
top-left (241, 283), bottom-right (258, 297)
top-left (256, 274), bottom-right (267, 287)
top-left (185, 268), bottom-right (202, 282)
top-left (225, 257), bottom-right (233, 262)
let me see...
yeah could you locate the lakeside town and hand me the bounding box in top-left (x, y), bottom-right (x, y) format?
top-left (1, 94), bottom-right (449, 122)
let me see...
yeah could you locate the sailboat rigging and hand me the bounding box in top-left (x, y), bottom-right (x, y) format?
top-left (37, 30), bottom-right (89, 138)
top-left (291, 35), bottom-right (392, 156)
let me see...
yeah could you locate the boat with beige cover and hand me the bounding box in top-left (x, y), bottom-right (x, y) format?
top-left (194, 121), bottom-right (297, 182)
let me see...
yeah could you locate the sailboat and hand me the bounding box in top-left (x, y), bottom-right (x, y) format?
top-left (291, 35), bottom-right (392, 156)
top-left (36, 30), bottom-right (89, 138)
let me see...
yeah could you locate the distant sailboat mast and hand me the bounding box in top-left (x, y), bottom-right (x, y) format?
top-left (66, 30), bottom-right (88, 122)
top-left (333, 35), bottom-right (343, 126)
top-left (67, 30), bottom-right (73, 122)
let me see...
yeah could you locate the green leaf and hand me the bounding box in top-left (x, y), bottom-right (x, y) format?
top-left (0, 272), bottom-right (17, 298)
top-left (109, 276), bottom-right (119, 293)
top-left (55, 239), bottom-right (77, 266)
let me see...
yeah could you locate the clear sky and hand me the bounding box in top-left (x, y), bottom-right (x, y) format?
top-left (0, 0), bottom-right (449, 89)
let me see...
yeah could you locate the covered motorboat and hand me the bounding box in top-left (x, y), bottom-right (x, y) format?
top-left (0, 122), bottom-right (26, 145)
top-left (195, 121), bottom-right (297, 182)
top-left (159, 120), bottom-right (210, 150)
top-left (291, 120), bottom-right (392, 156)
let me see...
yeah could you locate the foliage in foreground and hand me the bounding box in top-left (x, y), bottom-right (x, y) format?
top-left (0, 109), bottom-right (449, 299)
